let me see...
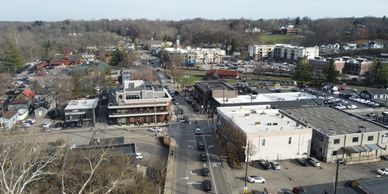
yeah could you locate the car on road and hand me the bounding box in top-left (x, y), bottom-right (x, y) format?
top-left (182, 115), bottom-right (189, 123)
top-left (270, 161), bottom-right (281, 170)
top-left (136, 153), bottom-right (143, 160)
top-left (22, 122), bottom-right (31, 128)
top-left (296, 158), bottom-right (308, 167)
top-left (200, 153), bottom-right (208, 162)
top-left (148, 127), bottom-right (163, 132)
top-left (197, 142), bottom-right (205, 150)
top-left (201, 180), bottom-right (212, 191)
top-left (247, 176), bottom-right (266, 183)
top-left (201, 167), bottom-right (210, 176)
top-left (195, 127), bottom-right (201, 135)
top-left (377, 168), bottom-right (388, 175)
top-left (306, 157), bottom-right (321, 167)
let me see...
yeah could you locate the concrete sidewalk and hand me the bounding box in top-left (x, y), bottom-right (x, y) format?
top-left (163, 138), bottom-right (177, 194)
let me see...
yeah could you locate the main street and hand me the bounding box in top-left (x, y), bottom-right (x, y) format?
top-left (168, 92), bottom-right (230, 194)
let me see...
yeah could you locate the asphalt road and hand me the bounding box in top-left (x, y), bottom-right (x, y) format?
top-left (169, 94), bottom-right (230, 194)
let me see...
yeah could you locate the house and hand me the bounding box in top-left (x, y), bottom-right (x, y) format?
top-left (0, 111), bottom-right (19, 129)
top-left (360, 89), bottom-right (388, 101)
top-left (216, 105), bottom-right (313, 161)
top-left (206, 69), bottom-right (240, 79)
top-left (34, 107), bottom-right (48, 118)
top-left (64, 99), bottom-right (99, 126)
top-left (283, 106), bottom-right (388, 164)
top-left (8, 88), bottom-right (36, 111)
top-left (107, 78), bottom-right (172, 125)
top-left (50, 49), bottom-right (83, 66)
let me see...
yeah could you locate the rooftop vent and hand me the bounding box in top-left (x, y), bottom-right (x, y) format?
top-left (255, 121), bottom-right (261, 125)
top-left (250, 109), bottom-right (257, 114)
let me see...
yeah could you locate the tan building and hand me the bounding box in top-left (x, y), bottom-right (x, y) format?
top-left (283, 106), bottom-right (388, 164)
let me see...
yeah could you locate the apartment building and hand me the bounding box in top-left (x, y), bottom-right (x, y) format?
top-left (248, 45), bottom-right (276, 61)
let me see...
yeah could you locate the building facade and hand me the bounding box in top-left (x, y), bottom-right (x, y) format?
top-left (64, 99), bottom-right (99, 125)
top-left (193, 81), bottom-right (237, 112)
top-left (0, 111), bottom-right (19, 129)
top-left (217, 105), bottom-right (312, 161)
top-left (248, 45), bottom-right (275, 61)
top-left (284, 106), bottom-right (388, 164)
top-left (107, 80), bottom-right (172, 125)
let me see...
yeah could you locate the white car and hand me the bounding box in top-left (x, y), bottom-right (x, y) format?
top-left (136, 153), bottom-right (143, 160)
top-left (149, 127), bottom-right (163, 132)
top-left (42, 122), bottom-right (50, 129)
top-left (22, 122), bottom-right (31, 128)
top-left (247, 176), bottom-right (266, 183)
top-left (195, 128), bottom-right (201, 135)
top-left (377, 168), bottom-right (388, 175)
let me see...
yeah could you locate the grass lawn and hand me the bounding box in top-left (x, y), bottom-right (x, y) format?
top-left (256, 34), bottom-right (303, 44)
top-left (174, 70), bottom-right (205, 86)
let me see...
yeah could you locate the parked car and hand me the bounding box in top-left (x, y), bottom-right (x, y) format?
top-left (201, 167), bottom-right (210, 176)
top-left (149, 127), bottom-right (163, 132)
top-left (247, 176), bottom-right (266, 183)
top-left (52, 121), bottom-right (63, 128)
top-left (200, 153), bottom-right (208, 162)
top-left (380, 155), bottom-right (388, 161)
top-left (197, 142), bottom-right (205, 151)
top-left (377, 168), bottom-right (388, 175)
top-left (307, 157), bottom-right (321, 167)
top-left (136, 153), bottom-right (143, 160)
top-left (259, 161), bottom-right (272, 170)
top-left (42, 122), bottom-right (51, 129)
top-left (270, 161), bottom-right (281, 170)
top-left (296, 158), bottom-right (308, 167)
top-left (182, 115), bottom-right (189, 123)
top-left (201, 180), bottom-right (212, 191)
top-left (22, 122), bottom-right (31, 128)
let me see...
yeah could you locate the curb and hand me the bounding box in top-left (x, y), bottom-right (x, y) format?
top-left (163, 137), bottom-right (177, 194)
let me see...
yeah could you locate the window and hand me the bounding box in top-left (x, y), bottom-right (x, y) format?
top-left (368, 136), bottom-right (374, 141)
top-left (352, 137), bottom-right (359, 143)
top-left (262, 139), bottom-right (265, 146)
top-left (288, 137), bottom-right (292, 144)
top-left (332, 151), bottom-right (338, 156)
top-left (334, 139), bottom-right (340, 144)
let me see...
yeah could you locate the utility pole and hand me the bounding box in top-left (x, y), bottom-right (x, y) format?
top-left (334, 159), bottom-right (340, 194)
top-left (154, 100), bottom-right (157, 126)
top-left (243, 141), bottom-right (251, 194)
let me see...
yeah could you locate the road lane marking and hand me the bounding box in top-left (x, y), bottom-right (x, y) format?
top-left (202, 135), bottom-right (218, 194)
top-left (187, 181), bottom-right (201, 185)
top-left (179, 176), bottom-right (189, 180)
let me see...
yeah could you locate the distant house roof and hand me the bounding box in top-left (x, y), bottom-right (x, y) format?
top-left (1, 110), bottom-right (18, 119)
top-left (22, 88), bottom-right (36, 100)
top-left (362, 88), bottom-right (388, 96)
top-left (207, 69), bottom-right (240, 77)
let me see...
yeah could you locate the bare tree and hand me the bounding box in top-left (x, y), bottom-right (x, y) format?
top-left (0, 73), bottom-right (12, 97)
top-left (0, 137), bottom-right (62, 194)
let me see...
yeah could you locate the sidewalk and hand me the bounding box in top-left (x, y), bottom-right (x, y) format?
top-left (163, 138), bottom-right (176, 194)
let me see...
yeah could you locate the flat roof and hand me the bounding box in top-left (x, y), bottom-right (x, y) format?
top-left (214, 92), bottom-right (316, 104)
top-left (65, 99), bottom-right (99, 110)
top-left (196, 81), bottom-right (234, 91)
top-left (217, 105), bottom-right (307, 134)
top-left (283, 106), bottom-right (388, 135)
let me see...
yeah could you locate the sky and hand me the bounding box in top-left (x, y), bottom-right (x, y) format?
top-left (0, 0), bottom-right (387, 21)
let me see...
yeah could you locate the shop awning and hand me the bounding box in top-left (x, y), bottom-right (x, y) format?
top-left (342, 144), bottom-right (384, 153)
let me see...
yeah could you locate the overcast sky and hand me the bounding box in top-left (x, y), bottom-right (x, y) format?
top-left (1, 0), bottom-right (387, 21)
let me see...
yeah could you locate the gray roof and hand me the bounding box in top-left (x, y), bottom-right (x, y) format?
top-left (282, 106), bottom-right (388, 135)
top-left (362, 88), bottom-right (388, 95)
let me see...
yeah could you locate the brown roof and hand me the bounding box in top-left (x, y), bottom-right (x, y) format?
top-left (2, 110), bottom-right (18, 119)
top-left (22, 88), bottom-right (36, 99)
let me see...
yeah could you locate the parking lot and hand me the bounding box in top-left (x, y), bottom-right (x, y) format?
top-left (228, 158), bottom-right (388, 193)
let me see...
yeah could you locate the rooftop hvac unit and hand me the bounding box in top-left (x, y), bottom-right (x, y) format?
top-left (250, 109), bottom-right (257, 114)
top-left (255, 121), bottom-right (261, 125)
top-left (244, 113), bottom-right (250, 117)
top-left (273, 123), bottom-right (278, 125)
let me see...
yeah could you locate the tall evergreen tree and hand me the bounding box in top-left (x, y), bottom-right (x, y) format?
top-left (323, 60), bottom-right (339, 83)
top-left (293, 57), bottom-right (312, 84)
top-left (3, 43), bottom-right (23, 69)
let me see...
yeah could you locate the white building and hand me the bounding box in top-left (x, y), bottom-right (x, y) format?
top-left (249, 44), bottom-right (319, 61)
top-left (163, 47), bottom-right (226, 65)
top-left (248, 45), bottom-right (276, 60)
top-left (217, 105), bottom-right (312, 161)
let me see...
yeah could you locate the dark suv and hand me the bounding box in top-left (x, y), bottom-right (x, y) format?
top-left (202, 180), bottom-right (212, 191)
top-left (201, 167), bottom-right (210, 176)
top-left (200, 153), bottom-right (208, 162)
top-left (197, 142), bottom-right (205, 151)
